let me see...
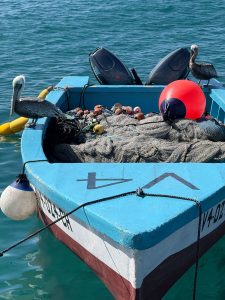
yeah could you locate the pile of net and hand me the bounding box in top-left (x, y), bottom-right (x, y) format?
top-left (51, 114), bottom-right (225, 163)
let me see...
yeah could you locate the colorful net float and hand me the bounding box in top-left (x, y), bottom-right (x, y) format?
top-left (134, 112), bottom-right (145, 120)
top-left (93, 124), bottom-right (104, 134)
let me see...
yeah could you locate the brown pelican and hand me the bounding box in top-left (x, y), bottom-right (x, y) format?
top-left (189, 44), bottom-right (218, 85)
top-left (11, 75), bottom-right (67, 127)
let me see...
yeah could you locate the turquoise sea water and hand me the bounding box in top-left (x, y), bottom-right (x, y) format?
top-left (1, 1), bottom-right (225, 299)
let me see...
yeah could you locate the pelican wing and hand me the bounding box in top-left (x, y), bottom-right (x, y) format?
top-left (20, 96), bottom-right (40, 102)
top-left (199, 63), bottom-right (218, 78)
top-left (14, 98), bottom-right (63, 119)
top-left (191, 60), bottom-right (218, 80)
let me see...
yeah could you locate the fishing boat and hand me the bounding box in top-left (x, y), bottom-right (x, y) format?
top-left (18, 72), bottom-right (225, 299)
top-left (13, 48), bottom-right (225, 300)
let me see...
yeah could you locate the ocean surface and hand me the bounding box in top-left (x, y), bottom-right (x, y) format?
top-left (0, 0), bottom-right (225, 299)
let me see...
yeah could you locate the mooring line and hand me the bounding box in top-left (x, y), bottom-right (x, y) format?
top-left (0, 190), bottom-right (136, 256)
top-left (0, 188), bottom-right (201, 300)
top-left (22, 160), bottom-right (48, 174)
top-left (83, 208), bottom-right (132, 296)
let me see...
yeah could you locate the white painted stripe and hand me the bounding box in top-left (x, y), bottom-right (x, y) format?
top-left (37, 191), bottom-right (135, 284)
top-left (36, 190), bottom-right (225, 289)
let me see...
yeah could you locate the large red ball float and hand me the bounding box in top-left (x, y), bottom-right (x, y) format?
top-left (159, 80), bottom-right (206, 120)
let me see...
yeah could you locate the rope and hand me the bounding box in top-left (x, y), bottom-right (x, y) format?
top-left (83, 208), bottom-right (131, 296)
top-left (78, 84), bottom-right (95, 109)
top-left (143, 191), bottom-right (201, 300)
top-left (22, 160), bottom-right (48, 174)
top-left (0, 182), bottom-right (201, 299)
top-left (53, 86), bottom-right (71, 111)
top-left (55, 117), bottom-right (83, 143)
top-left (64, 87), bottom-right (70, 111)
top-left (0, 190), bottom-right (136, 256)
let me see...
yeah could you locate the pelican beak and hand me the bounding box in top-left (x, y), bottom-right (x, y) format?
top-left (10, 100), bottom-right (14, 116)
top-left (10, 83), bottom-right (22, 116)
top-left (10, 93), bottom-right (16, 116)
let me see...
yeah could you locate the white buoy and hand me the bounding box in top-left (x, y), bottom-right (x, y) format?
top-left (0, 174), bottom-right (37, 220)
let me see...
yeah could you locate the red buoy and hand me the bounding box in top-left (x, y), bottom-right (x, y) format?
top-left (159, 80), bottom-right (206, 120)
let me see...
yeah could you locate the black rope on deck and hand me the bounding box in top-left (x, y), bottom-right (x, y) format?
top-left (0, 181), bottom-right (201, 300)
top-left (78, 84), bottom-right (95, 110)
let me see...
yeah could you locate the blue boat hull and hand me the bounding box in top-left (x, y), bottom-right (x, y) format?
top-left (21, 76), bottom-right (225, 299)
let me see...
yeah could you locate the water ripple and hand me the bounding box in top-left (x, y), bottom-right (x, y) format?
top-left (0, 1), bottom-right (225, 299)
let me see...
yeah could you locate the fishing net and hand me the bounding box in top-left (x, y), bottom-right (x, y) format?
top-left (49, 113), bottom-right (225, 163)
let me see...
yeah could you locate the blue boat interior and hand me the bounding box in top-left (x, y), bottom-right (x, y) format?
top-left (50, 76), bottom-right (225, 123)
top-left (21, 76), bottom-right (225, 250)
